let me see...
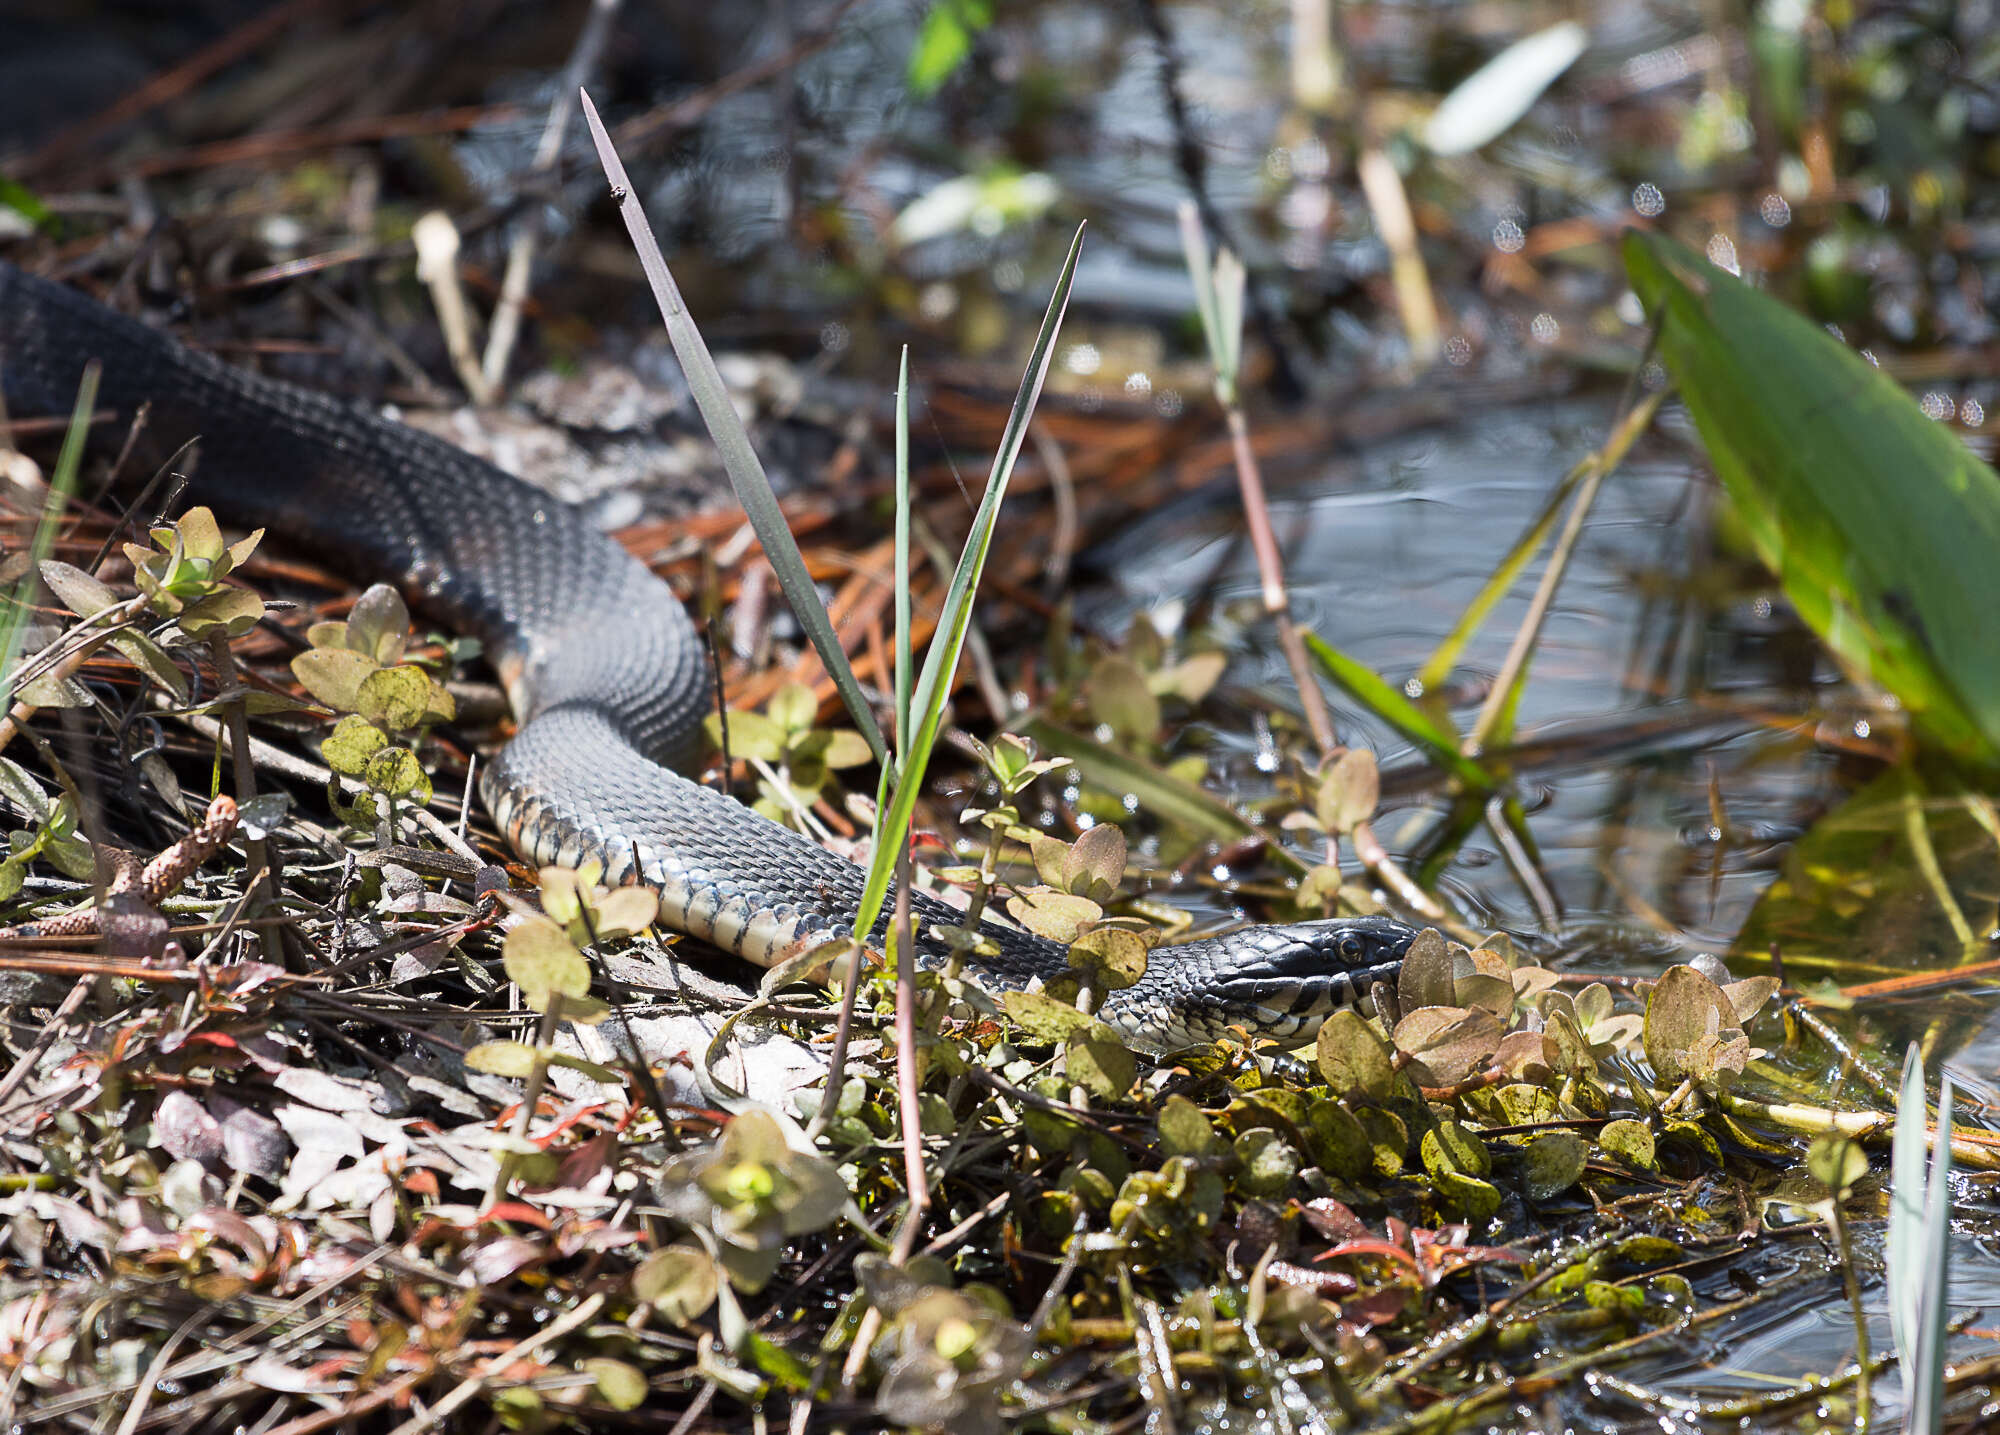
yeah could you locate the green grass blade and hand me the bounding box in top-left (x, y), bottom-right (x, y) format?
top-left (1625, 229), bottom-right (2000, 768)
top-left (1300, 628), bottom-right (1494, 792)
top-left (894, 347), bottom-right (912, 757)
top-left (0, 362), bottom-right (98, 700)
top-left (849, 225), bottom-right (1087, 948)
top-left (581, 90), bottom-right (891, 774)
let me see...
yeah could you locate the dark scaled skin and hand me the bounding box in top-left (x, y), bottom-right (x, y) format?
top-left (0, 262), bottom-right (1415, 1049)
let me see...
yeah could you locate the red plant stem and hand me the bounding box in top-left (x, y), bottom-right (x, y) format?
top-left (1224, 407), bottom-right (1338, 759)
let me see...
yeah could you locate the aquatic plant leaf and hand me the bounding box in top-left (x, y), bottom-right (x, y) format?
top-left (344, 584), bottom-right (409, 664)
top-left (1642, 965), bottom-right (1748, 1085)
top-left (1068, 927), bottom-right (1147, 990)
top-left (1316, 1008), bottom-right (1397, 1101)
top-left (291, 648), bottom-right (376, 714)
top-left (1315, 748), bottom-right (1380, 834)
top-left (1156, 1095), bottom-right (1218, 1158)
top-left (1086, 655), bottom-right (1160, 746)
top-left (1598, 1119), bottom-right (1657, 1172)
top-left (37, 560), bottom-right (116, 619)
top-left (363, 747), bottom-right (429, 802)
top-left (355, 665), bottom-right (433, 731)
top-left (1806, 1133), bottom-right (1866, 1195)
top-left (1519, 1132), bottom-right (1587, 1200)
top-left (1000, 990), bottom-right (1099, 1044)
top-left (111, 629), bottom-right (191, 702)
top-left (176, 506), bottom-right (226, 563)
top-left (1064, 822), bottom-right (1126, 902)
top-left (706, 709), bottom-right (786, 762)
top-left (1393, 1007), bottom-right (1501, 1088)
top-left (1396, 928), bottom-right (1456, 1012)
top-left (1299, 631), bottom-right (1494, 791)
top-left (1005, 887), bottom-right (1101, 944)
top-left (178, 585), bottom-right (264, 637)
top-left (1233, 1127), bottom-right (1300, 1198)
top-left (1065, 1035), bottom-right (1136, 1102)
top-left (1423, 1126), bottom-right (1501, 1220)
top-left (1625, 231), bottom-right (2000, 767)
top-left (319, 716), bottom-right (387, 777)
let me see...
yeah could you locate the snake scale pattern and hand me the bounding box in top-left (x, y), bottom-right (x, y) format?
top-left (0, 260), bottom-right (1415, 1049)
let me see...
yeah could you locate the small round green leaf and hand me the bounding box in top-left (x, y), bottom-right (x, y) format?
top-left (355, 665), bottom-right (435, 731)
top-left (319, 715), bottom-right (387, 777)
top-left (503, 915), bottom-right (592, 1012)
top-left (583, 1358), bottom-right (648, 1411)
top-left (1519, 1131), bottom-right (1588, 1200)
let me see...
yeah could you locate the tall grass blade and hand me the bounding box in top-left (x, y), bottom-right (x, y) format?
top-left (0, 362), bottom-right (98, 701)
top-left (894, 348), bottom-right (912, 755)
top-left (580, 90), bottom-right (890, 773)
top-left (1909, 1076), bottom-right (1953, 1435)
top-left (1887, 1042), bottom-right (1929, 1370)
top-left (848, 225), bottom-right (1086, 949)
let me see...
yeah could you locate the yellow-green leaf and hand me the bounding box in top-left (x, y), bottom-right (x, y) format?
top-left (355, 665), bottom-right (434, 731)
top-left (292, 647), bottom-right (378, 713)
top-left (465, 1040), bottom-right (542, 1077)
top-left (504, 915), bottom-right (592, 1012)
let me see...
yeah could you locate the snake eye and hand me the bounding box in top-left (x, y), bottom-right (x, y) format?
top-left (1339, 934), bottom-right (1363, 961)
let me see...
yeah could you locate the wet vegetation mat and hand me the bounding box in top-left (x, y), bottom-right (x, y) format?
top-left (2, 1), bottom-right (1999, 1431)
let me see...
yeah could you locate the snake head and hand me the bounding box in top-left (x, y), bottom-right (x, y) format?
top-left (1105, 915), bottom-right (1419, 1052)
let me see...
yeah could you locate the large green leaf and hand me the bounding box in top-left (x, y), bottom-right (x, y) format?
top-left (1624, 230), bottom-right (2000, 767)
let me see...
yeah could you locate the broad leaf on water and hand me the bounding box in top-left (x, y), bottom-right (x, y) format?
top-left (1316, 1008), bottom-right (1397, 1101)
top-left (1642, 965), bottom-right (1751, 1086)
top-left (1625, 231), bottom-right (2000, 767)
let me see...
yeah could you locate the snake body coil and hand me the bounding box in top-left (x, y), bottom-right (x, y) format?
top-left (0, 262), bottom-right (1414, 1049)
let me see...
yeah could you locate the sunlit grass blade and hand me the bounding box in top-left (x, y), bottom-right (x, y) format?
top-left (1626, 229), bottom-right (2000, 768)
top-left (0, 362), bottom-right (98, 702)
top-left (847, 224), bottom-right (1086, 949)
top-left (1300, 628), bottom-right (1494, 792)
top-left (1887, 1043), bottom-right (1928, 1380)
top-left (581, 89), bottom-right (890, 773)
top-left (1888, 1043), bottom-right (1953, 1435)
top-left (894, 347), bottom-right (912, 755)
